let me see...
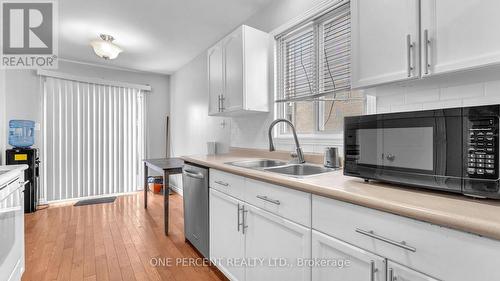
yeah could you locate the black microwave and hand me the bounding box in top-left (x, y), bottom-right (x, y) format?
top-left (344, 105), bottom-right (500, 199)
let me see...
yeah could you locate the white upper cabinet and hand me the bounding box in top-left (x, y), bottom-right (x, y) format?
top-left (352, 0), bottom-right (500, 88)
top-left (351, 0), bottom-right (420, 89)
top-left (421, 0), bottom-right (500, 77)
top-left (207, 25), bottom-right (269, 116)
top-left (223, 30), bottom-right (244, 112)
top-left (208, 43), bottom-right (224, 115)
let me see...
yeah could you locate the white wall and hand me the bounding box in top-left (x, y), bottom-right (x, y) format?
top-left (169, 0), bottom-right (500, 164)
top-left (0, 69), bottom-right (5, 164)
top-left (3, 60), bottom-right (170, 160)
top-left (169, 0), bottom-right (329, 190)
top-left (370, 67), bottom-right (500, 113)
top-left (169, 0), bottom-right (329, 160)
top-left (169, 53), bottom-right (230, 157)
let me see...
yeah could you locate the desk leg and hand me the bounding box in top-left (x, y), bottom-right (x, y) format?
top-left (144, 164), bottom-right (148, 209)
top-left (163, 171), bottom-right (170, 235)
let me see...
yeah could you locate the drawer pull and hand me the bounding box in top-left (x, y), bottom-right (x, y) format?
top-left (0, 177), bottom-right (20, 191)
top-left (370, 260), bottom-right (377, 281)
top-left (237, 203), bottom-right (244, 232)
top-left (355, 228), bottom-right (416, 252)
top-left (256, 195), bottom-right (281, 205)
top-left (214, 180), bottom-right (229, 187)
top-left (242, 205), bottom-right (248, 234)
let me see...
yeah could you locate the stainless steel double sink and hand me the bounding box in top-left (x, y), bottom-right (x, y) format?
top-left (226, 159), bottom-right (335, 177)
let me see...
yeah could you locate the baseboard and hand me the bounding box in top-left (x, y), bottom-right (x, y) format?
top-left (46, 191), bottom-right (139, 205)
top-left (169, 183), bottom-right (183, 196)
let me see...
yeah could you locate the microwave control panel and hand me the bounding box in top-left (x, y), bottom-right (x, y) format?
top-left (467, 118), bottom-right (497, 178)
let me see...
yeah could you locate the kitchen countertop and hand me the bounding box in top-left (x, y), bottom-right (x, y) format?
top-left (0, 165), bottom-right (28, 186)
top-left (182, 151), bottom-right (500, 241)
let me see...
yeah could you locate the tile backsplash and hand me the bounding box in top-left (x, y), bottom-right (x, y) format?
top-left (367, 67), bottom-right (500, 113)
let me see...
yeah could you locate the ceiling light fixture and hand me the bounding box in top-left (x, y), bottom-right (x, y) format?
top-left (90, 34), bottom-right (123, 60)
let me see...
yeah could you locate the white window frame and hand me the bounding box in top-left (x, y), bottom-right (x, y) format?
top-left (271, 0), bottom-right (375, 143)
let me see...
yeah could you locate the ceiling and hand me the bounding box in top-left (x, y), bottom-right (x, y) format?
top-left (58, 0), bottom-right (273, 74)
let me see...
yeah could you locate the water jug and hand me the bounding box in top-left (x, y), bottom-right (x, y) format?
top-left (9, 120), bottom-right (35, 148)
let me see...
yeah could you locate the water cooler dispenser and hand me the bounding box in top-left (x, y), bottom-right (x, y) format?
top-left (6, 120), bottom-right (40, 213)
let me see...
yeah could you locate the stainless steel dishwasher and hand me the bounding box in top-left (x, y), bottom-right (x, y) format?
top-left (182, 163), bottom-right (209, 258)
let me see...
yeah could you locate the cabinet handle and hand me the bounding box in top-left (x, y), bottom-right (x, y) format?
top-left (217, 94), bottom-right (221, 112)
top-left (242, 205), bottom-right (248, 234)
top-left (256, 195), bottom-right (281, 205)
top-left (356, 228), bottom-right (416, 252)
top-left (370, 260), bottom-right (378, 281)
top-left (237, 203), bottom-right (244, 232)
top-left (214, 180), bottom-right (229, 187)
top-left (424, 29), bottom-right (431, 75)
top-left (388, 268), bottom-right (394, 281)
top-left (406, 34), bottom-right (414, 77)
top-left (220, 95), bottom-right (225, 111)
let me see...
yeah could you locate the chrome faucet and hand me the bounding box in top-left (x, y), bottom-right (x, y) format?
top-left (268, 118), bottom-right (305, 164)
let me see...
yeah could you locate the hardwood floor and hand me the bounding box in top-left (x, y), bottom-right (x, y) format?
top-left (22, 192), bottom-right (226, 281)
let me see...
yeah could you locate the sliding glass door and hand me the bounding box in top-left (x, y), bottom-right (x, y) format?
top-left (42, 77), bottom-right (146, 201)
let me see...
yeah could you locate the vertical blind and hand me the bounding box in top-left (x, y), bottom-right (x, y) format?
top-left (42, 77), bottom-right (145, 201)
top-left (276, 1), bottom-right (351, 102)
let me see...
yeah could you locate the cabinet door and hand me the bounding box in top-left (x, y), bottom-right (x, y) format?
top-left (387, 261), bottom-right (439, 281)
top-left (351, 0), bottom-right (420, 88)
top-left (312, 230), bottom-right (386, 281)
top-left (0, 178), bottom-right (25, 281)
top-left (421, 0), bottom-right (500, 76)
top-left (209, 189), bottom-right (245, 281)
top-left (208, 43), bottom-right (224, 115)
top-left (244, 204), bottom-right (311, 281)
top-left (223, 29), bottom-right (244, 112)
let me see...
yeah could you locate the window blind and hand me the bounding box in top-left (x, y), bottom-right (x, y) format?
top-left (277, 25), bottom-right (317, 102)
top-left (320, 3), bottom-right (351, 96)
top-left (276, 2), bottom-right (351, 102)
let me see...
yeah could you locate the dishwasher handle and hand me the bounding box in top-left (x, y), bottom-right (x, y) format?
top-left (183, 169), bottom-right (205, 179)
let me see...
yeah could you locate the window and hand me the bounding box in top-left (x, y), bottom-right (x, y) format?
top-left (276, 1), bottom-right (366, 136)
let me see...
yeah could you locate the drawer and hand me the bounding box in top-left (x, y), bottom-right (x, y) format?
top-left (245, 178), bottom-right (311, 227)
top-left (0, 177), bottom-right (21, 204)
top-left (209, 169), bottom-right (245, 200)
top-left (312, 195), bottom-right (500, 281)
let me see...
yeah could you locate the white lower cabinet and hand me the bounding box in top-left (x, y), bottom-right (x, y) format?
top-left (209, 187), bottom-right (311, 281)
top-left (209, 189), bottom-right (245, 281)
top-left (0, 173), bottom-right (25, 281)
top-left (312, 195), bottom-right (500, 281)
top-left (312, 230), bottom-right (386, 281)
top-left (209, 169), bottom-right (500, 281)
top-left (387, 261), bottom-right (439, 281)
top-left (245, 204), bottom-right (310, 281)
